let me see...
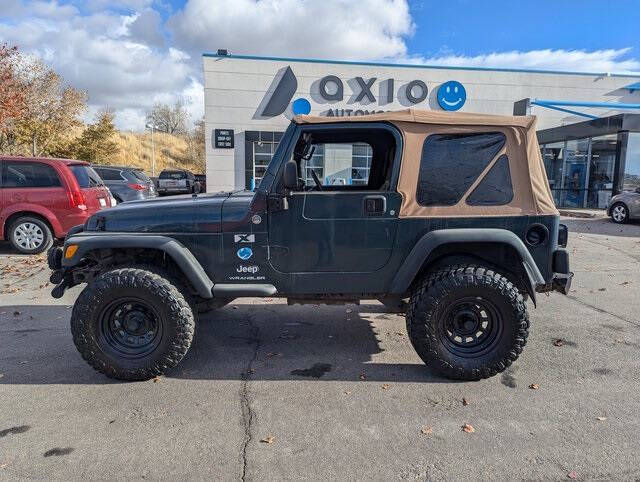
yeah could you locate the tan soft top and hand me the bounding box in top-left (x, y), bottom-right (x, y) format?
top-left (294, 108), bottom-right (535, 129)
top-left (294, 109), bottom-right (557, 218)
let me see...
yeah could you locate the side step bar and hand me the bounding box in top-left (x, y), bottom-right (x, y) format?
top-left (212, 283), bottom-right (277, 297)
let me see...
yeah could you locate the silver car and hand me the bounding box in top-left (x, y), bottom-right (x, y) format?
top-left (607, 188), bottom-right (640, 223)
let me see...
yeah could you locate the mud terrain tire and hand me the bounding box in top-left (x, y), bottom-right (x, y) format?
top-left (71, 267), bottom-right (195, 381)
top-left (407, 265), bottom-right (529, 381)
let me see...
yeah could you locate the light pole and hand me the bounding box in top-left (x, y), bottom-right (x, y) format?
top-left (145, 123), bottom-right (157, 177)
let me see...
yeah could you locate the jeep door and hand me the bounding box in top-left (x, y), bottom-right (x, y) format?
top-left (267, 123), bottom-right (402, 276)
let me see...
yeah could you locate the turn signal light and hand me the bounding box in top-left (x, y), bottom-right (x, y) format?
top-left (65, 245), bottom-right (79, 259)
top-left (128, 183), bottom-right (146, 191)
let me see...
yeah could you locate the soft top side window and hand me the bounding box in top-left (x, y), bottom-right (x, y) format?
top-left (416, 132), bottom-right (506, 206)
top-left (288, 126), bottom-right (397, 192)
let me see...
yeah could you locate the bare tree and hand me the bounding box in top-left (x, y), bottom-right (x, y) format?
top-left (186, 117), bottom-right (206, 173)
top-left (146, 100), bottom-right (188, 134)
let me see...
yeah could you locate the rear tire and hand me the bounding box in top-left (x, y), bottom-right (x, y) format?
top-left (406, 265), bottom-right (529, 381)
top-left (8, 216), bottom-right (53, 254)
top-left (610, 202), bottom-right (628, 224)
top-left (71, 267), bottom-right (195, 381)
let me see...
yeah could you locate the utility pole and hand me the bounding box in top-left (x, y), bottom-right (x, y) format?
top-left (145, 123), bottom-right (157, 177)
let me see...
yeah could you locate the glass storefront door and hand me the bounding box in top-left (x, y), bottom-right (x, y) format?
top-left (561, 139), bottom-right (590, 208)
top-left (587, 135), bottom-right (617, 208)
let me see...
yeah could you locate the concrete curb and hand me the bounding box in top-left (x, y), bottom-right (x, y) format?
top-left (558, 209), bottom-right (605, 219)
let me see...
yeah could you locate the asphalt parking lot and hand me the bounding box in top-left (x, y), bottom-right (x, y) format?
top-left (1, 217), bottom-right (639, 480)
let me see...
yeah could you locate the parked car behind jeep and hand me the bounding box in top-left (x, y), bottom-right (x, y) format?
top-left (157, 169), bottom-right (199, 196)
top-left (93, 166), bottom-right (156, 203)
top-left (0, 156), bottom-right (111, 254)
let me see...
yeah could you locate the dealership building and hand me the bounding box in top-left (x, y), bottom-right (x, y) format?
top-left (203, 52), bottom-right (640, 208)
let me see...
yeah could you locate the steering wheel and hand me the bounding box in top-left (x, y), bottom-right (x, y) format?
top-left (310, 169), bottom-right (324, 191)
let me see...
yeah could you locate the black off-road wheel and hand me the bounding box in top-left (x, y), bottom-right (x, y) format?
top-left (71, 267), bottom-right (195, 381)
top-left (407, 265), bottom-right (529, 381)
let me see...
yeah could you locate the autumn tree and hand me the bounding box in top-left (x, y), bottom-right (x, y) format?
top-left (146, 100), bottom-right (188, 134)
top-left (12, 59), bottom-right (87, 156)
top-left (72, 109), bottom-right (120, 164)
top-left (0, 44), bottom-right (26, 153)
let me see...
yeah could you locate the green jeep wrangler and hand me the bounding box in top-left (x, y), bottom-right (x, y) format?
top-left (48, 109), bottom-right (572, 382)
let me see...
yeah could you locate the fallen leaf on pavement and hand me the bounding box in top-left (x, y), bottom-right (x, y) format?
top-left (260, 436), bottom-right (275, 444)
top-left (596, 416), bottom-right (607, 421)
top-left (598, 288), bottom-right (606, 291)
top-left (553, 339), bottom-right (564, 347)
top-left (381, 384), bottom-right (390, 390)
top-left (462, 397), bottom-right (469, 406)
top-left (421, 426), bottom-right (433, 435)
top-left (343, 391), bottom-right (351, 395)
top-left (13, 311), bottom-right (20, 316)
top-left (567, 471), bottom-right (577, 479)
top-left (462, 423), bottom-right (475, 433)
top-left (152, 377), bottom-right (162, 383)
top-left (620, 281), bottom-right (631, 285)
top-left (0, 463), bottom-right (7, 469)
top-left (529, 384), bottom-right (540, 390)
top-left (394, 332), bottom-right (405, 336)
top-left (359, 373), bottom-right (366, 380)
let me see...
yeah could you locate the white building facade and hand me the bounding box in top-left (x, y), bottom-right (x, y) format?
top-left (203, 53), bottom-right (640, 206)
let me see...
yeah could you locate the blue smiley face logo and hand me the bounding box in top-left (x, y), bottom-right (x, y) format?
top-left (438, 81), bottom-right (466, 111)
top-left (237, 247), bottom-right (253, 260)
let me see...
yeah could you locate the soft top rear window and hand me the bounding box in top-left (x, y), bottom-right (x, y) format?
top-left (416, 132), bottom-right (506, 206)
top-left (70, 165), bottom-right (104, 188)
top-left (159, 171), bottom-right (185, 179)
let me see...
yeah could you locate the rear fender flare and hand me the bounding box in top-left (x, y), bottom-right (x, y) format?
top-left (61, 234), bottom-right (214, 299)
top-left (389, 229), bottom-right (544, 304)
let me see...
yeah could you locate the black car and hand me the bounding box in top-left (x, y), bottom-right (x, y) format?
top-left (157, 169), bottom-right (199, 196)
top-left (49, 109), bottom-right (572, 382)
top-left (93, 166), bottom-right (156, 203)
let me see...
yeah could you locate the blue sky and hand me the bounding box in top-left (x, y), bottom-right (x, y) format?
top-left (406, 0), bottom-right (640, 58)
top-left (2, 0), bottom-right (639, 129)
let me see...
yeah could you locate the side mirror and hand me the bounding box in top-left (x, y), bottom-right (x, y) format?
top-left (283, 160), bottom-right (298, 190)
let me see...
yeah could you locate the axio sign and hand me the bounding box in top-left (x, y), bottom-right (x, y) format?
top-left (254, 66), bottom-right (466, 119)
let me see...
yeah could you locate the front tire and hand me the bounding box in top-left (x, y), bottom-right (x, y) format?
top-left (9, 216), bottom-right (53, 254)
top-left (71, 267), bottom-right (195, 381)
top-left (407, 265), bottom-right (529, 381)
top-left (610, 202), bottom-right (628, 224)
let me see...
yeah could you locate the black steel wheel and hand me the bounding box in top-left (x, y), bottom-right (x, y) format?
top-left (71, 267), bottom-right (195, 381)
top-left (407, 265), bottom-right (529, 381)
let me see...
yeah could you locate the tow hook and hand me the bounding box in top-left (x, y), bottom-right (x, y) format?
top-left (51, 275), bottom-right (72, 299)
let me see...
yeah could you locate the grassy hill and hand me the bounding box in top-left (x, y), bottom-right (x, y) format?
top-left (95, 131), bottom-right (205, 175)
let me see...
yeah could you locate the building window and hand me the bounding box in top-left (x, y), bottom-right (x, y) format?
top-left (624, 133), bottom-right (640, 192)
top-left (417, 132), bottom-right (506, 206)
top-left (245, 131), bottom-right (284, 189)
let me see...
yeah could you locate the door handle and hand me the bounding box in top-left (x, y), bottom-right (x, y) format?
top-left (363, 195), bottom-right (386, 216)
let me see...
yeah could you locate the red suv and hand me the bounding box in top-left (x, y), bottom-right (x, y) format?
top-left (0, 156), bottom-right (112, 254)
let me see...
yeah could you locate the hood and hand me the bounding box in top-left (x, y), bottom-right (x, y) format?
top-left (85, 191), bottom-right (238, 233)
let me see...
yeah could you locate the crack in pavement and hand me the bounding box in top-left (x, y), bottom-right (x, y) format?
top-left (239, 313), bottom-right (260, 482)
top-left (578, 236), bottom-right (640, 262)
top-left (567, 295), bottom-right (640, 328)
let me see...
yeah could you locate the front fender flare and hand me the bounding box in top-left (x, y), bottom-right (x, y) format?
top-left (61, 234), bottom-right (214, 299)
top-left (389, 229), bottom-right (545, 303)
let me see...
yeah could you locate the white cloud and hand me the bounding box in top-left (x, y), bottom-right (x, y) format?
top-left (402, 48), bottom-right (640, 75)
top-left (169, 0), bottom-right (414, 60)
top-left (1, 0), bottom-right (639, 131)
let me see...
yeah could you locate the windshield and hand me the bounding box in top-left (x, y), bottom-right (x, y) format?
top-left (70, 165), bottom-right (104, 188)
